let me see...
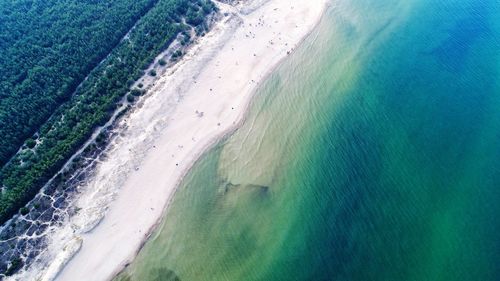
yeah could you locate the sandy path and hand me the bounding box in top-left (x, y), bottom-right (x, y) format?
top-left (52, 0), bottom-right (327, 280)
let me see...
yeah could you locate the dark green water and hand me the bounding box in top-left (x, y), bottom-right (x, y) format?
top-left (118, 0), bottom-right (500, 280)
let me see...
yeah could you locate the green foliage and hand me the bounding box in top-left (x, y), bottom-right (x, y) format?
top-left (25, 138), bottom-right (36, 149)
top-left (19, 207), bottom-right (28, 215)
top-left (149, 69), bottom-right (158, 77)
top-left (0, 0), bottom-right (217, 224)
top-left (5, 257), bottom-right (22, 276)
top-left (172, 50), bottom-right (184, 60)
top-left (131, 89), bottom-right (145, 97)
top-left (127, 94), bottom-right (136, 103)
top-left (0, 0), bottom-right (159, 167)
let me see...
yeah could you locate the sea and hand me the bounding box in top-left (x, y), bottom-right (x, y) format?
top-left (117, 0), bottom-right (500, 280)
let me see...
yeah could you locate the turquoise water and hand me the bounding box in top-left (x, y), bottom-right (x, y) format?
top-left (118, 0), bottom-right (500, 280)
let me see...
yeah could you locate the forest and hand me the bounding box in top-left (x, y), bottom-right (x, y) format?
top-left (0, 0), bottom-right (216, 224)
top-left (0, 0), bottom-right (158, 167)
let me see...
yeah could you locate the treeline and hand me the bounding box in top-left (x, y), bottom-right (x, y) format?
top-left (0, 0), bottom-right (159, 167)
top-left (0, 0), bottom-right (217, 224)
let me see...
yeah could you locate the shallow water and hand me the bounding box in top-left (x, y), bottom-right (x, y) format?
top-left (117, 0), bottom-right (500, 280)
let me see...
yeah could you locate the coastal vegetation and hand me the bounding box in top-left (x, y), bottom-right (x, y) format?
top-left (0, 0), bottom-right (216, 225)
top-left (0, 0), bottom-right (157, 167)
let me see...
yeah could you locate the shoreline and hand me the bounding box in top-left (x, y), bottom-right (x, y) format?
top-left (1, 6), bottom-right (221, 280)
top-left (127, 0), bottom-right (331, 268)
top-left (50, 0), bottom-right (329, 280)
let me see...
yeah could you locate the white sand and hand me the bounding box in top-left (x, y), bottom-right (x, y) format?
top-left (52, 0), bottom-right (327, 280)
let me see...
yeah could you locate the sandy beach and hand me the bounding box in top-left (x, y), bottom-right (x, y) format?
top-left (42, 0), bottom-right (329, 280)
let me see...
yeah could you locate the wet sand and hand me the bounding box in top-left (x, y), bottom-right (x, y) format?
top-left (51, 0), bottom-right (327, 280)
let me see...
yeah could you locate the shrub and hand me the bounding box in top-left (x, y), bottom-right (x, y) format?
top-left (26, 138), bottom-right (36, 149)
top-left (172, 50), bottom-right (183, 60)
top-left (126, 94), bottom-right (135, 103)
top-left (5, 258), bottom-right (23, 276)
top-left (131, 89), bottom-right (144, 96)
top-left (20, 207), bottom-right (29, 215)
